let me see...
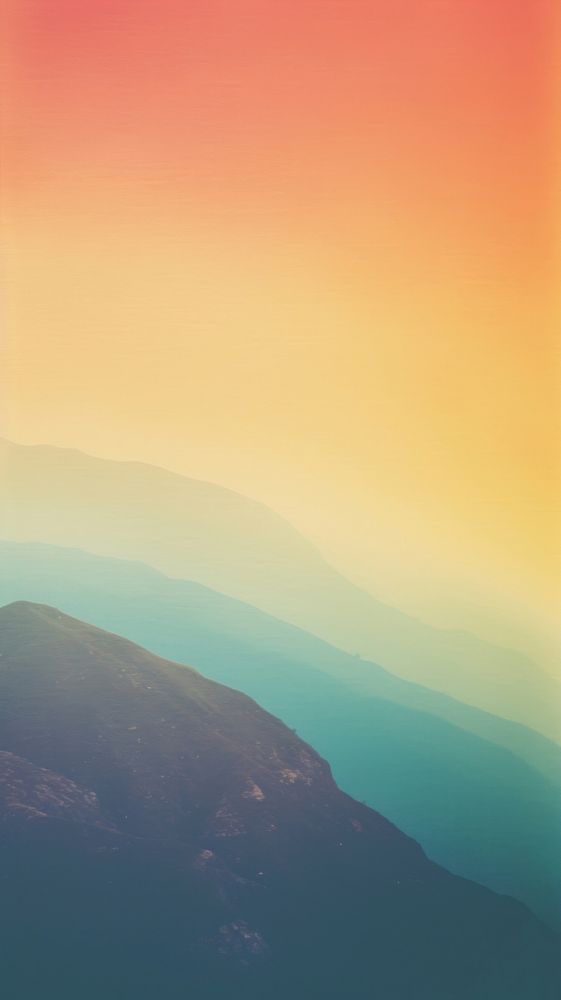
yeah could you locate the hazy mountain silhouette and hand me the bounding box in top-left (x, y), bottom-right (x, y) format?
top-left (1, 541), bottom-right (559, 930)
top-left (1, 438), bottom-right (558, 740)
top-left (0, 601), bottom-right (558, 1000)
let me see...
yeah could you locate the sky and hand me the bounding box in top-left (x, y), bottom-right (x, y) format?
top-left (2, 0), bottom-right (559, 668)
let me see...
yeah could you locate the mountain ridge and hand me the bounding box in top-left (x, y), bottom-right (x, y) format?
top-left (1, 438), bottom-right (558, 740)
top-left (0, 600), bottom-right (559, 999)
top-left (2, 541), bottom-right (560, 929)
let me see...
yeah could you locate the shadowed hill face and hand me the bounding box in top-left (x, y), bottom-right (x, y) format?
top-left (1, 438), bottom-right (558, 741)
top-left (0, 601), bottom-right (559, 1000)
top-left (1, 541), bottom-right (560, 930)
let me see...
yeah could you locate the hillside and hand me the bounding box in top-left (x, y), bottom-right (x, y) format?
top-left (0, 601), bottom-right (559, 999)
top-left (1, 541), bottom-right (560, 929)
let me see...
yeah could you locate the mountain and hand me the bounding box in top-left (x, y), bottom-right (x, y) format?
top-left (1, 543), bottom-right (560, 932)
top-left (0, 601), bottom-right (559, 1000)
top-left (1, 438), bottom-right (558, 741)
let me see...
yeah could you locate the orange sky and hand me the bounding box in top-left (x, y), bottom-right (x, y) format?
top-left (2, 0), bottom-right (559, 664)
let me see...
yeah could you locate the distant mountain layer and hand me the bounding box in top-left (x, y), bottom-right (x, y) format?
top-left (0, 601), bottom-right (558, 1000)
top-left (2, 541), bottom-right (560, 931)
top-left (1, 438), bottom-right (558, 740)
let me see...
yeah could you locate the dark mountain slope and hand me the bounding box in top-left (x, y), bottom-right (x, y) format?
top-left (1, 438), bottom-right (558, 739)
top-left (1, 541), bottom-right (559, 928)
top-left (0, 602), bottom-right (558, 1000)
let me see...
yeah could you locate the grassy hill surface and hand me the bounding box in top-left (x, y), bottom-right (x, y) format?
top-left (0, 601), bottom-right (559, 1000)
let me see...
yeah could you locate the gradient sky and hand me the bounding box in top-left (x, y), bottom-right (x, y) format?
top-left (2, 1), bottom-right (559, 666)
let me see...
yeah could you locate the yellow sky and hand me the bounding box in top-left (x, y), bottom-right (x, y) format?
top-left (3, 206), bottom-right (559, 667)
